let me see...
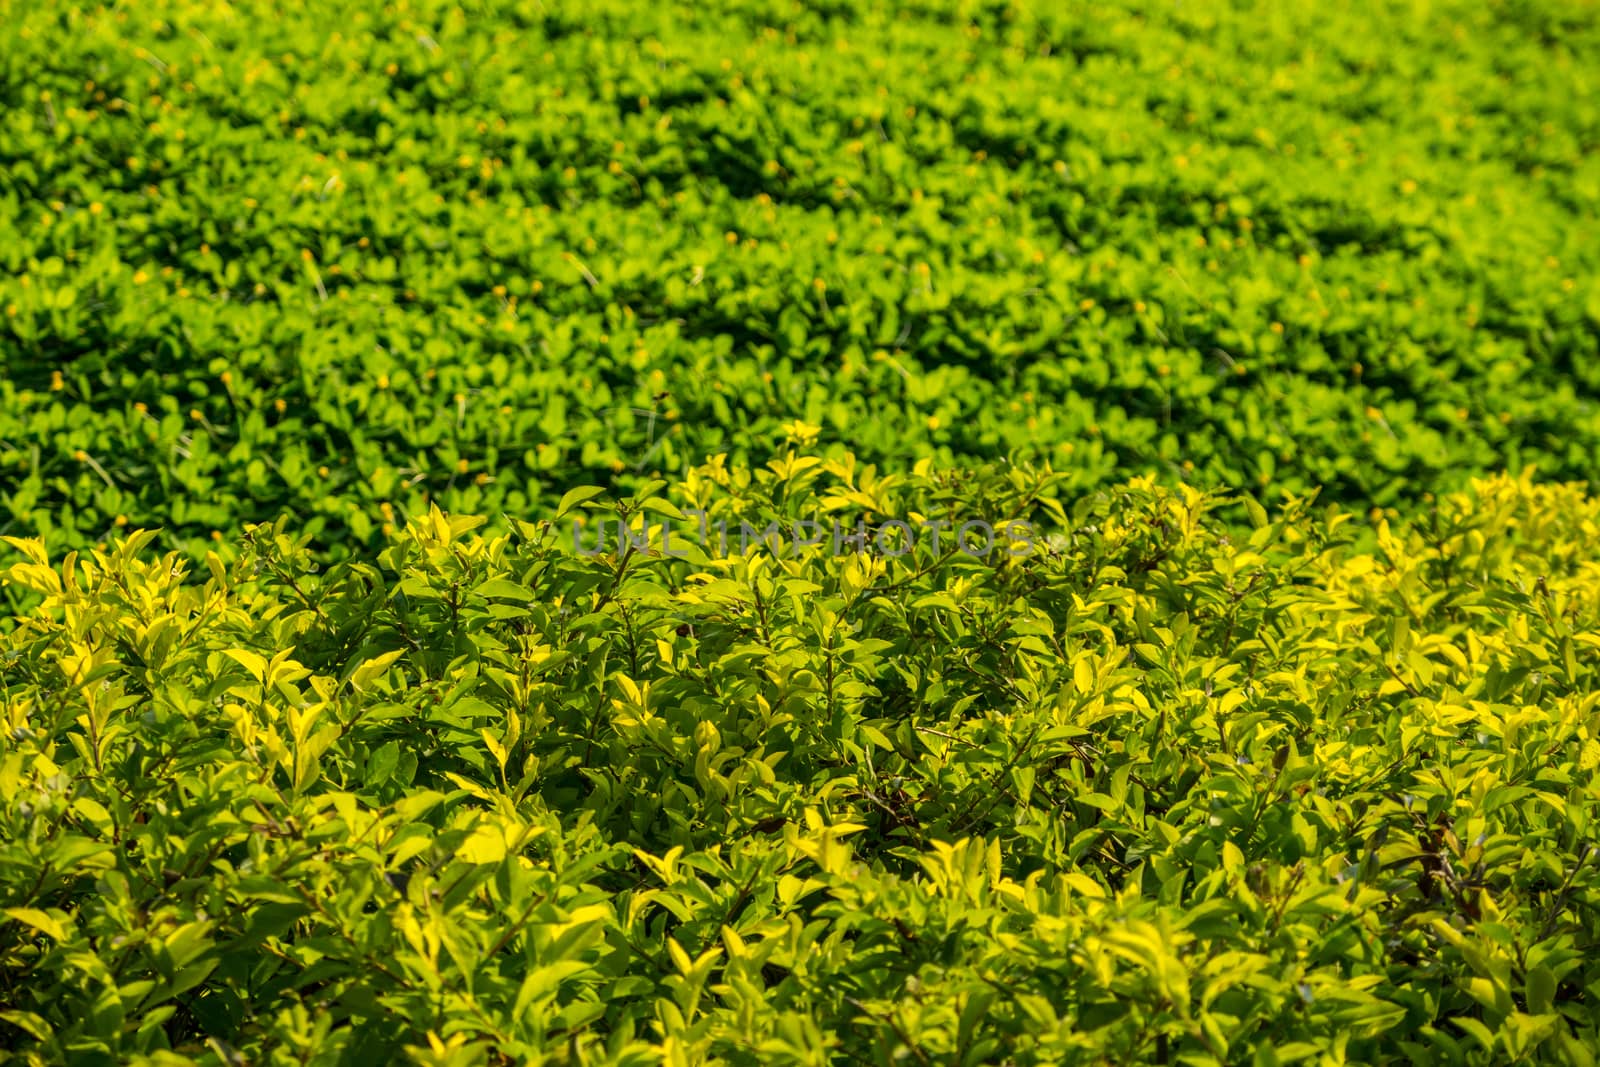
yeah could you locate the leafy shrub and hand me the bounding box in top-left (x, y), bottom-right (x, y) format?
top-left (3, 457), bottom-right (1597, 1064)
top-left (5, 1), bottom-right (1600, 1063)
top-left (2, 0), bottom-right (1599, 557)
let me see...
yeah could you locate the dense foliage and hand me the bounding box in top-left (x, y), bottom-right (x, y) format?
top-left (5, 0), bottom-right (1600, 1063)
top-left (3, 460), bottom-right (1600, 1064)
top-left (2, 0), bottom-right (1599, 556)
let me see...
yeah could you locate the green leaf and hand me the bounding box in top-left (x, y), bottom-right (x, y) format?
top-left (347, 649), bottom-right (405, 692)
top-left (556, 485), bottom-right (608, 519)
top-left (223, 648), bottom-right (270, 682)
top-left (4, 907), bottom-right (68, 942)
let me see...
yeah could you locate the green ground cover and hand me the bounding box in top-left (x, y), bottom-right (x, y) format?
top-left (2, 0), bottom-right (1598, 556)
top-left (3, 0), bottom-right (1600, 1063)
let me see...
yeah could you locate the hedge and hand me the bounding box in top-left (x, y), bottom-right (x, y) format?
top-left (2, 458), bottom-right (1597, 1064)
top-left (2, 0), bottom-right (1598, 558)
